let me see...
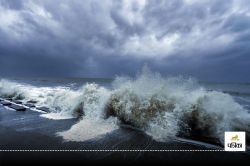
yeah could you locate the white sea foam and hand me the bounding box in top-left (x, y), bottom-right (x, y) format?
top-left (57, 117), bottom-right (118, 142)
top-left (104, 66), bottom-right (250, 142)
top-left (41, 112), bottom-right (75, 120)
top-left (57, 83), bottom-right (118, 142)
top-left (1, 67), bottom-right (250, 143)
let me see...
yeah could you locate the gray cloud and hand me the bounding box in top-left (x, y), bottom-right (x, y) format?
top-left (0, 0), bottom-right (250, 82)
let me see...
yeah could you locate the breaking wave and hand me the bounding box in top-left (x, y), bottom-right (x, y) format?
top-left (0, 66), bottom-right (250, 143)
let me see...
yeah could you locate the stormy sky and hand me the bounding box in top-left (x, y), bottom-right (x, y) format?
top-left (0, 0), bottom-right (250, 82)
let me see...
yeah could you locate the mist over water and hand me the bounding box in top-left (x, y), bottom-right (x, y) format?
top-left (0, 66), bottom-right (250, 144)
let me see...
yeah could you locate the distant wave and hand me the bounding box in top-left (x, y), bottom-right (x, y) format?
top-left (221, 90), bottom-right (250, 97)
top-left (1, 66), bottom-right (250, 144)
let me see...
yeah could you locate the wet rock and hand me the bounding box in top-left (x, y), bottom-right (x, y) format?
top-left (9, 104), bottom-right (26, 111)
top-left (37, 107), bottom-right (50, 113)
top-left (27, 100), bottom-right (38, 104)
top-left (12, 100), bottom-right (22, 104)
top-left (0, 101), bottom-right (12, 106)
top-left (24, 103), bottom-right (36, 108)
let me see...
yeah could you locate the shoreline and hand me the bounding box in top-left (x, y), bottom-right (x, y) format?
top-left (0, 105), bottom-right (250, 163)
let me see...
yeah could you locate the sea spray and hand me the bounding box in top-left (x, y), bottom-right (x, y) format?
top-left (0, 79), bottom-right (83, 118)
top-left (105, 67), bottom-right (250, 143)
top-left (57, 83), bottom-right (118, 142)
top-left (1, 68), bottom-right (250, 143)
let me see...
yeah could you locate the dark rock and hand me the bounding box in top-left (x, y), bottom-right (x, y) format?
top-left (5, 98), bottom-right (13, 101)
top-left (73, 102), bottom-right (84, 118)
top-left (24, 103), bottom-right (36, 108)
top-left (12, 100), bottom-right (22, 104)
top-left (0, 101), bottom-right (12, 106)
top-left (27, 100), bottom-right (38, 104)
top-left (9, 104), bottom-right (26, 111)
top-left (37, 107), bottom-right (50, 113)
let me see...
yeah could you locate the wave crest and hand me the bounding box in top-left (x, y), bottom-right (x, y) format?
top-left (104, 68), bottom-right (250, 142)
top-left (1, 68), bottom-right (250, 143)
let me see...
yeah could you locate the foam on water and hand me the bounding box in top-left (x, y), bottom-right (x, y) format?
top-left (57, 83), bottom-right (118, 142)
top-left (105, 66), bottom-right (250, 142)
top-left (57, 117), bottom-right (118, 142)
top-left (0, 79), bottom-right (82, 119)
top-left (41, 112), bottom-right (75, 120)
top-left (1, 67), bottom-right (250, 143)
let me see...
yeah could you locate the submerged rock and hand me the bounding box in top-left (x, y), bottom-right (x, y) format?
top-left (9, 104), bottom-right (26, 111)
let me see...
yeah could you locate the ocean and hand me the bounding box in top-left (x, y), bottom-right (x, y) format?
top-left (0, 69), bottom-right (250, 148)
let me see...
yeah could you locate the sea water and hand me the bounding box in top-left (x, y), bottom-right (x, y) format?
top-left (0, 68), bottom-right (249, 144)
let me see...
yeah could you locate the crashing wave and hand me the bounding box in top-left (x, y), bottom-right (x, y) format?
top-left (104, 67), bottom-right (250, 143)
top-left (0, 67), bottom-right (250, 143)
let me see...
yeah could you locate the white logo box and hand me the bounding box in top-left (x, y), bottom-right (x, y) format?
top-left (225, 132), bottom-right (246, 151)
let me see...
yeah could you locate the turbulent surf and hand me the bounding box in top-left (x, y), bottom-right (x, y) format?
top-left (0, 67), bottom-right (250, 144)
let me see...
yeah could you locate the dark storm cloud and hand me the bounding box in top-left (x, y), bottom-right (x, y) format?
top-left (1, 0), bottom-right (23, 10)
top-left (0, 0), bottom-right (250, 81)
